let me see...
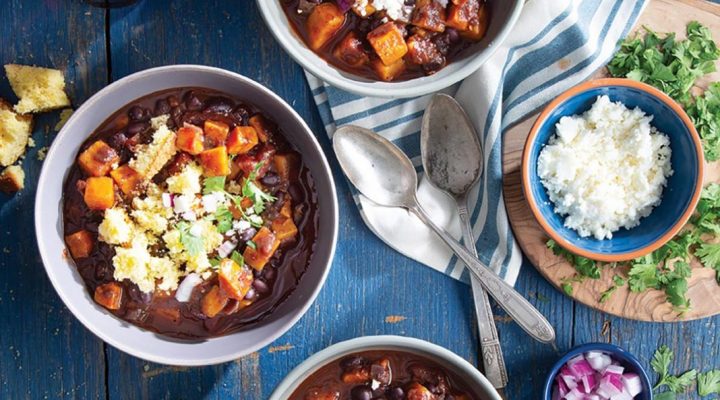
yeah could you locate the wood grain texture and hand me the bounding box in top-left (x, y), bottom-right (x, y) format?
top-left (503, 0), bottom-right (720, 322)
top-left (2, 1), bottom-right (720, 400)
top-left (0, 1), bottom-right (108, 399)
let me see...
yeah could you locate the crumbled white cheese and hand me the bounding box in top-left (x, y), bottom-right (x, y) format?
top-left (173, 194), bottom-right (194, 214)
top-left (233, 220), bottom-right (251, 231)
top-left (98, 208), bottom-right (135, 245)
top-left (537, 95), bottom-right (673, 240)
top-left (201, 192), bottom-right (226, 214)
top-left (371, 0), bottom-right (413, 21)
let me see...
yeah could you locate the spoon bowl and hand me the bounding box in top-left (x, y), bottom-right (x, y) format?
top-left (333, 125), bottom-right (418, 208)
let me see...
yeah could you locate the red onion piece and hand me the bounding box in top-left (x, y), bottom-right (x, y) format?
top-left (335, 0), bottom-right (354, 12)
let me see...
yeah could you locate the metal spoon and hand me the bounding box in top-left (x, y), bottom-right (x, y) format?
top-left (421, 93), bottom-right (507, 389)
top-left (333, 125), bottom-right (556, 344)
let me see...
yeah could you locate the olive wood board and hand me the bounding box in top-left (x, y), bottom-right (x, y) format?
top-left (502, 0), bottom-right (720, 322)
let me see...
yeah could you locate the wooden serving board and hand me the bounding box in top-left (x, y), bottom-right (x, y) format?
top-left (503, 0), bottom-right (720, 321)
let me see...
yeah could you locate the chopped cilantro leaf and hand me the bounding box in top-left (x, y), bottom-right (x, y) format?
top-left (212, 205), bottom-right (234, 234)
top-left (246, 240), bottom-right (257, 250)
top-left (177, 222), bottom-right (204, 256)
top-left (698, 370), bottom-right (720, 396)
top-left (209, 257), bottom-right (222, 267)
top-left (203, 176), bottom-right (226, 195)
top-left (241, 161), bottom-right (276, 214)
top-left (599, 285), bottom-right (617, 303)
top-left (230, 250), bottom-right (244, 267)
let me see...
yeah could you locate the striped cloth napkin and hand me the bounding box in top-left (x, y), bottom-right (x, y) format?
top-left (306, 0), bottom-right (647, 286)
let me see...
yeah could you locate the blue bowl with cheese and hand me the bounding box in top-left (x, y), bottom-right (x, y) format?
top-left (522, 78), bottom-right (703, 262)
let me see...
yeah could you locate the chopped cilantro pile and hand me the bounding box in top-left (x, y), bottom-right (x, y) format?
top-left (548, 22), bottom-right (720, 311)
top-left (608, 21), bottom-right (720, 160)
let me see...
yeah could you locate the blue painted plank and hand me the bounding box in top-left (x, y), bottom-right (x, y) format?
top-left (0, 1), bottom-right (108, 399)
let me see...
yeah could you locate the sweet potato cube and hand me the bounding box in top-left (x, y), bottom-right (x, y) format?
top-left (84, 176), bottom-right (115, 210)
top-left (203, 120), bottom-right (230, 148)
top-left (218, 259), bottom-right (254, 300)
top-left (333, 32), bottom-right (370, 68)
top-left (243, 227), bottom-right (280, 271)
top-left (272, 216), bottom-right (298, 242)
top-left (367, 22), bottom-right (408, 66)
top-left (446, 0), bottom-right (480, 31)
top-left (406, 383), bottom-right (434, 400)
top-left (412, 0), bottom-right (447, 32)
top-left (175, 124), bottom-right (204, 155)
top-left (306, 2), bottom-right (346, 50)
top-left (371, 58), bottom-right (406, 82)
top-left (226, 126), bottom-right (259, 155)
top-left (279, 200), bottom-right (293, 219)
top-left (248, 114), bottom-right (273, 143)
top-left (461, 3), bottom-right (489, 41)
top-left (110, 164), bottom-right (142, 196)
top-left (341, 367), bottom-right (371, 384)
top-left (199, 146), bottom-right (230, 177)
top-left (65, 230), bottom-right (94, 259)
top-left (201, 285), bottom-right (229, 318)
top-left (94, 282), bottom-right (123, 310)
top-left (407, 34), bottom-right (445, 67)
top-left (273, 153), bottom-right (299, 182)
top-left (78, 140), bottom-right (120, 177)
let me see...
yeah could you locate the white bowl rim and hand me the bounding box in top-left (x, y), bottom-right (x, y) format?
top-left (34, 64), bottom-right (339, 366)
top-left (256, 0), bottom-right (524, 99)
top-left (269, 335), bottom-right (502, 400)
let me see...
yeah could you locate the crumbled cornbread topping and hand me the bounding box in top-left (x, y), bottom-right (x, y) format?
top-left (129, 115), bottom-right (177, 179)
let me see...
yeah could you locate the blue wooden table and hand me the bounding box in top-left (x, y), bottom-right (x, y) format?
top-left (1, 1), bottom-right (718, 399)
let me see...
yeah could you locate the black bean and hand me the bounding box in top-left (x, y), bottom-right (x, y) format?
top-left (127, 121), bottom-right (150, 136)
top-left (203, 96), bottom-right (234, 115)
top-left (128, 106), bottom-right (146, 121)
top-left (340, 356), bottom-right (365, 370)
top-left (261, 267), bottom-right (276, 281)
top-left (244, 288), bottom-right (257, 300)
top-left (107, 132), bottom-right (128, 150)
top-left (387, 387), bottom-right (404, 400)
top-left (167, 95), bottom-right (180, 108)
top-left (260, 172), bottom-right (281, 187)
top-left (231, 105), bottom-right (251, 125)
top-left (252, 279), bottom-right (270, 294)
top-left (350, 386), bottom-right (372, 400)
top-left (154, 99), bottom-right (171, 115)
top-left (184, 92), bottom-right (203, 111)
top-left (239, 228), bottom-right (257, 242)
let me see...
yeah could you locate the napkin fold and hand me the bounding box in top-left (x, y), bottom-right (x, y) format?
top-left (306, 0), bottom-right (647, 286)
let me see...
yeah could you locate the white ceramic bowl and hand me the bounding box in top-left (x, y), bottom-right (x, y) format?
top-left (35, 65), bottom-right (339, 366)
top-left (270, 335), bottom-right (502, 399)
top-left (257, 0), bottom-right (523, 98)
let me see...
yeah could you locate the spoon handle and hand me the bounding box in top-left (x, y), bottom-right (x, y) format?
top-left (457, 197), bottom-right (508, 389)
top-left (409, 204), bottom-right (556, 344)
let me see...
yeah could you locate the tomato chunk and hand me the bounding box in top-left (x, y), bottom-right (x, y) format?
top-left (65, 230), bottom-right (93, 259)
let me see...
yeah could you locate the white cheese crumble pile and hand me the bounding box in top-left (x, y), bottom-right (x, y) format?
top-left (537, 95), bottom-right (673, 240)
top-left (367, 0), bottom-right (414, 21)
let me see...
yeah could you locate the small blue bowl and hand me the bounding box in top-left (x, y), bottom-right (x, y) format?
top-left (543, 343), bottom-right (653, 400)
top-left (522, 78), bottom-right (704, 262)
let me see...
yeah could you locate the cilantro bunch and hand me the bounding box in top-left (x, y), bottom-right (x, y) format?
top-left (649, 345), bottom-right (720, 398)
top-left (608, 21), bottom-right (720, 160)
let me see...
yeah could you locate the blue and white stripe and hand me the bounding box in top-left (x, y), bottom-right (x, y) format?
top-left (306, 0), bottom-right (647, 286)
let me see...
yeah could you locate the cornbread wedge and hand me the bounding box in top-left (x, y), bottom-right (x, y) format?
top-left (5, 64), bottom-right (71, 114)
top-left (0, 99), bottom-right (33, 167)
top-left (0, 165), bottom-right (24, 193)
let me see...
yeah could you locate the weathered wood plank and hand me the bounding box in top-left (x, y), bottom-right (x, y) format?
top-left (0, 1), bottom-right (108, 399)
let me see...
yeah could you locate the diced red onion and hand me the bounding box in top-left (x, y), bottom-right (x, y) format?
top-left (217, 240), bottom-right (238, 259)
top-left (622, 373), bottom-right (642, 397)
top-left (335, 0), bottom-right (354, 12)
top-left (175, 273), bottom-right (203, 302)
top-left (554, 351), bottom-right (642, 399)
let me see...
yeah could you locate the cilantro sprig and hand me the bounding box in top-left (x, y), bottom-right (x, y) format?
top-left (177, 222), bottom-right (204, 256)
top-left (652, 346), bottom-right (697, 395)
top-left (242, 161), bottom-right (276, 214)
top-left (699, 370), bottom-right (720, 396)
